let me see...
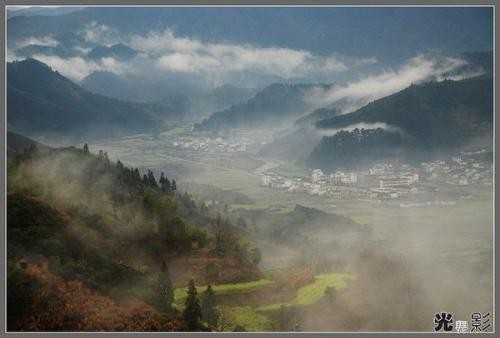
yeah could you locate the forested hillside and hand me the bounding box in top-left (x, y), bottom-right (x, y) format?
top-left (7, 136), bottom-right (261, 331)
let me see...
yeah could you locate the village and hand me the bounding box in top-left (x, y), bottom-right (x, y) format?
top-left (260, 149), bottom-right (493, 206)
top-left (171, 135), bottom-right (261, 154)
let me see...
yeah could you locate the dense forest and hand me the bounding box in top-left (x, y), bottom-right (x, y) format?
top-left (7, 139), bottom-right (261, 331)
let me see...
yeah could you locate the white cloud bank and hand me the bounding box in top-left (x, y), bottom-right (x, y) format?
top-left (306, 54), bottom-right (468, 113)
top-left (10, 25), bottom-right (373, 85)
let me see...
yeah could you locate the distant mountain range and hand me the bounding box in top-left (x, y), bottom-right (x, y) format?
top-left (81, 72), bottom-right (256, 117)
top-left (88, 43), bottom-right (137, 60)
top-left (7, 58), bottom-right (182, 144)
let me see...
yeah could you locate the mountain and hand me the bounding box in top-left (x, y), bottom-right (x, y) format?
top-left (80, 73), bottom-right (256, 117)
top-left (88, 43), bottom-right (137, 60)
top-left (7, 58), bottom-right (183, 144)
top-left (7, 131), bottom-right (51, 155)
top-left (293, 107), bottom-right (341, 127)
top-left (307, 75), bottom-right (493, 170)
top-left (194, 83), bottom-right (331, 130)
top-left (7, 7), bottom-right (493, 64)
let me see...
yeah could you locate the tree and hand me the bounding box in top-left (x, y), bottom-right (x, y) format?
top-left (183, 279), bottom-right (201, 330)
top-left (157, 261), bottom-right (174, 313)
top-left (160, 172), bottom-right (171, 193)
top-left (83, 144), bottom-right (89, 154)
top-left (171, 179), bottom-right (177, 193)
top-left (201, 285), bottom-right (219, 328)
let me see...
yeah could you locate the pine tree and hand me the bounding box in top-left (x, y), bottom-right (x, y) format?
top-left (172, 179), bottom-right (177, 193)
top-left (201, 285), bottom-right (219, 327)
top-left (116, 160), bottom-right (124, 171)
top-left (83, 144), bottom-right (89, 154)
top-left (147, 170), bottom-right (158, 188)
top-left (183, 279), bottom-right (202, 330)
top-left (157, 261), bottom-right (174, 313)
top-left (159, 172), bottom-right (165, 188)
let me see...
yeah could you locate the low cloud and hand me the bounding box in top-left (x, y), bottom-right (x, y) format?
top-left (11, 26), bottom-right (374, 88)
top-left (306, 54), bottom-right (468, 113)
top-left (30, 54), bottom-right (127, 81)
top-left (132, 29), bottom-right (349, 80)
top-left (80, 21), bottom-right (120, 46)
top-left (17, 35), bottom-right (59, 48)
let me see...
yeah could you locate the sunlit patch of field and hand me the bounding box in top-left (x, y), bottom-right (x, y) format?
top-left (257, 273), bottom-right (354, 313)
top-left (225, 306), bottom-right (274, 331)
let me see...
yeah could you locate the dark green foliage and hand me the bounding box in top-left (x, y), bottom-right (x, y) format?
top-left (306, 128), bottom-right (413, 171)
top-left (201, 285), bottom-right (219, 327)
top-left (183, 280), bottom-right (202, 330)
top-left (157, 261), bottom-right (174, 313)
top-left (7, 192), bottom-right (68, 260)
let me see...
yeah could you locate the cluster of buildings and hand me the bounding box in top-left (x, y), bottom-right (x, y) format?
top-left (260, 150), bottom-right (492, 203)
top-left (421, 150), bottom-right (493, 186)
top-left (172, 136), bottom-right (252, 153)
top-left (261, 164), bottom-right (420, 201)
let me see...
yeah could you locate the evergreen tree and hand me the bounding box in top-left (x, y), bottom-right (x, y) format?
top-left (83, 143), bottom-right (89, 154)
top-left (172, 179), bottom-right (177, 193)
top-left (159, 172), bottom-right (165, 188)
top-left (201, 285), bottom-right (219, 327)
top-left (147, 170), bottom-right (158, 188)
top-left (183, 279), bottom-right (202, 330)
top-left (116, 160), bottom-right (124, 171)
top-left (157, 261), bottom-right (174, 313)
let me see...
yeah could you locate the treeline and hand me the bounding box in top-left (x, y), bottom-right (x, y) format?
top-left (306, 128), bottom-right (415, 171)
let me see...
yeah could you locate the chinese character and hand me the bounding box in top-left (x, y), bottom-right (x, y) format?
top-left (482, 312), bottom-right (491, 332)
top-left (471, 312), bottom-right (482, 332)
top-left (455, 320), bottom-right (468, 333)
top-left (471, 312), bottom-right (493, 332)
top-left (435, 312), bottom-right (454, 331)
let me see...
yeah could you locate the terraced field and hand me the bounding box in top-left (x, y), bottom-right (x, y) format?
top-left (257, 273), bottom-right (354, 313)
top-left (174, 278), bottom-right (275, 308)
top-left (171, 272), bottom-right (354, 331)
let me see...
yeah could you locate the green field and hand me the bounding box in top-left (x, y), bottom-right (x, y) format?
top-left (257, 273), bottom-right (354, 312)
top-left (174, 279), bottom-right (275, 307)
top-left (225, 306), bottom-right (274, 331)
